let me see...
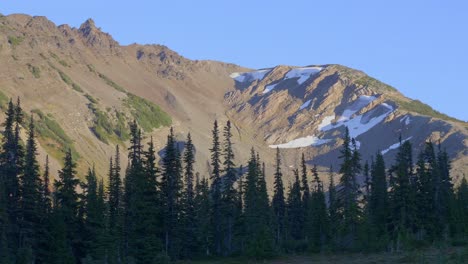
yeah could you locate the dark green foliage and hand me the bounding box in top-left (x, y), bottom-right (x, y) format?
top-left (309, 164), bottom-right (329, 252)
top-left (181, 133), bottom-right (198, 258)
top-left (368, 153), bottom-right (388, 249)
top-left (272, 148), bottom-right (286, 248)
top-left (287, 169), bottom-right (304, 245)
top-left (210, 120), bottom-right (223, 255)
top-left (19, 116), bottom-right (42, 260)
top-left (160, 127), bottom-right (183, 259)
top-left (0, 97), bottom-right (465, 262)
top-left (221, 120), bottom-right (240, 256)
top-left (54, 149), bottom-right (81, 260)
top-left (243, 150), bottom-right (274, 258)
top-left (336, 128), bottom-right (361, 249)
top-left (194, 174), bottom-right (212, 257)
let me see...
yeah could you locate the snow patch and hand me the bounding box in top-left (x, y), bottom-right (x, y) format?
top-left (269, 135), bottom-right (331, 149)
top-left (337, 95), bottom-right (377, 122)
top-left (230, 69), bottom-right (271, 82)
top-left (400, 115), bottom-right (411, 125)
top-left (299, 99), bottom-right (312, 110)
top-left (322, 103), bottom-right (394, 139)
top-left (318, 115), bottom-right (336, 131)
top-left (381, 137), bottom-right (413, 155)
top-left (263, 83), bottom-right (277, 94)
top-left (284, 67), bottom-right (323, 85)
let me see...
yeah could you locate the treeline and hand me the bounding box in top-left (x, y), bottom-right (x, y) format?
top-left (0, 98), bottom-right (467, 263)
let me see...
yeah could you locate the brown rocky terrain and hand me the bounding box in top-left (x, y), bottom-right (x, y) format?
top-left (0, 13), bottom-right (466, 187)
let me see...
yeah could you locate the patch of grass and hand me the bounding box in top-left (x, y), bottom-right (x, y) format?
top-left (39, 53), bottom-right (47, 60)
top-left (58, 60), bottom-right (69, 67)
top-left (98, 72), bottom-right (127, 93)
top-left (124, 94), bottom-right (172, 132)
top-left (29, 109), bottom-right (79, 161)
top-left (395, 98), bottom-right (461, 123)
top-left (27, 64), bottom-right (41, 78)
top-left (88, 104), bottom-right (130, 144)
top-left (8, 35), bottom-right (24, 47)
top-left (0, 90), bottom-right (9, 110)
top-left (54, 68), bottom-right (83, 93)
top-left (49, 52), bottom-right (59, 61)
top-left (58, 70), bottom-right (73, 85)
top-left (72, 83), bottom-right (83, 93)
top-left (84, 94), bottom-right (98, 104)
top-left (355, 76), bottom-right (397, 93)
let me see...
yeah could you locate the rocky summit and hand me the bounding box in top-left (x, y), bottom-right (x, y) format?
top-left (0, 13), bottom-right (466, 185)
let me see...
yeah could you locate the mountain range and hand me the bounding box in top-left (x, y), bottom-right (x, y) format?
top-left (0, 13), bottom-right (466, 185)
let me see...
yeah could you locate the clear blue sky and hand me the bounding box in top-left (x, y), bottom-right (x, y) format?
top-left (2, 1), bottom-right (467, 121)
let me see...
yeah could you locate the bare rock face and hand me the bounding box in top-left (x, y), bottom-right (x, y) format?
top-left (0, 13), bottom-right (466, 187)
top-left (77, 18), bottom-right (122, 56)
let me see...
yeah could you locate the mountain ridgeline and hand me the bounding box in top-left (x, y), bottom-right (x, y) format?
top-left (0, 13), bottom-right (466, 183)
top-left (0, 99), bottom-right (467, 263)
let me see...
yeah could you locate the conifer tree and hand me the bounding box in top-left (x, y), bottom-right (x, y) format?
top-left (388, 140), bottom-right (416, 246)
top-left (107, 145), bottom-right (122, 262)
top-left (181, 133), bottom-right (198, 258)
top-left (309, 164), bottom-right (328, 252)
top-left (194, 174), bottom-right (212, 257)
top-left (337, 128), bottom-right (360, 249)
top-left (0, 99), bottom-right (23, 256)
top-left (221, 121), bottom-right (238, 255)
top-left (287, 169), bottom-right (304, 243)
top-left (19, 116), bottom-right (42, 261)
top-left (161, 127), bottom-right (183, 258)
top-left (328, 165), bottom-right (338, 249)
top-left (209, 120), bottom-right (223, 255)
top-left (369, 153), bottom-right (388, 246)
top-left (54, 149), bottom-right (81, 260)
top-left (272, 148), bottom-right (286, 248)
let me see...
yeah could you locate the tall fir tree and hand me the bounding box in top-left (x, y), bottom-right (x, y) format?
top-left (272, 148), bottom-right (286, 248)
top-left (194, 174), bottom-right (212, 257)
top-left (209, 120), bottom-right (223, 255)
top-left (369, 153), bottom-right (388, 248)
top-left (181, 133), bottom-right (198, 258)
top-left (287, 169), bottom-right (304, 244)
top-left (160, 127), bottom-right (183, 259)
top-left (221, 121), bottom-right (239, 255)
top-left (309, 164), bottom-right (328, 252)
top-left (337, 128), bottom-right (361, 249)
top-left (18, 116), bottom-right (42, 262)
top-left (54, 149), bottom-right (81, 261)
top-left (388, 139), bottom-right (417, 247)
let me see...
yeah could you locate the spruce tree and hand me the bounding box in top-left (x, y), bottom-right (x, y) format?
top-left (107, 145), bottom-right (122, 263)
top-left (0, 99), bottom-right (23, 257)
top-left (369, 153), bottom-right (388, 247)
top-left (160, 127), bottom-right (183, 259)
top-left (337, 128), bottom-right (360, 249)
top-left (328, 165), bottom-right (338, 249)
top-left (54, 149), bottom-right (81, 260)
top-left (221, 121), bottom-right (238, 255)
top-left (388, 139), bottom-right (416, 247)
top-left (287, 169), bottom-right (304, 243)
top-left (19, 116), bottom-right (42, 261)
top-left (309, 164), bottom-right (328, 252)
top-left (272, 148), bottom-right (286, 248)
top-left (194, 174), bottom-right (212, 257)
top-left (181, 133), bottom-right (198, 258)
top-left (209, 120), bottom-right (223, 255)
